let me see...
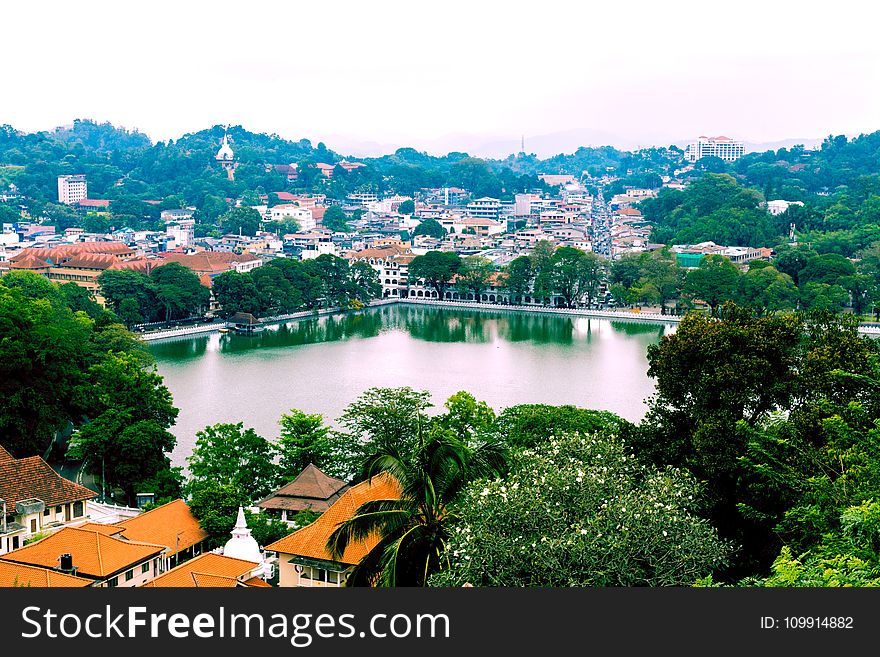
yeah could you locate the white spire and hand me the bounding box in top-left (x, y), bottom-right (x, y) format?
top-left (223, 506), bottom-right (262, 563)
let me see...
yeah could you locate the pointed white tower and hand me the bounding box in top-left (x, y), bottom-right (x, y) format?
top-left (223, 506), bottom-right (262, 564)
top-left (215, 127), bottom-right (236, 180)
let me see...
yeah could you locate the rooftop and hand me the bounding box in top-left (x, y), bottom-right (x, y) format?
top-left (257, 464), bottom-right (349, 514)
top-left (116, 499), bottom-right (209, 555)
top-left (266, 473), bottom-right (400, 566)
top-left (143, 552), bottom-right (260, 588)
top-left (2, 526), bottom-right (163, 579)
top-left (0, 445), bottom-right (96, 513)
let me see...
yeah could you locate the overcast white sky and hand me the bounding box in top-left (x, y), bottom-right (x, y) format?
top-left (5, 0), bottom-right (879, 154)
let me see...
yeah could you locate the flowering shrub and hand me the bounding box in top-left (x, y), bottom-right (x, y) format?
top-left (430, 431), bottom-right (730, 587)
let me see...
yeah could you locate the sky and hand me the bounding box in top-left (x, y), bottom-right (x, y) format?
top-left (5, 0), bottom-right (879, 155)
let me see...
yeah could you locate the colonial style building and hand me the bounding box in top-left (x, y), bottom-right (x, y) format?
top-left (0, 445), bottom-right (96, 555)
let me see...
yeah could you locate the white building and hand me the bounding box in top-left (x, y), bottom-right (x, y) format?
top-left (684, 136), bottom-right (745, 163)
top-left (166, 219), bottom-right (195, 247)
top-left (58, 174), bottom-right (88, 205)
top-left (466, 197), bottom-right (502, 220)
top-left (766, 200), bottom-right (805, 216)
top-left (270, 204), bottom-right (316, 232)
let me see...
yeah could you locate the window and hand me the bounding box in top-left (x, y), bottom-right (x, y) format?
top-left (125, 569), bottom-right (134, 582)
top-left (73, 501), bottom-right (84, 518)
top-left (44, 509), bottom-right (50, 517)
top-left (107, 577), bottom-right (118, 588)
top-left (12, 536), bottom-right (19, 550)
top-left (142, 563), bottom-right (149, 574)
top-left (30, 519), bottom-right (37, 533)
top-left (56, 506), bottom-right (62, 514)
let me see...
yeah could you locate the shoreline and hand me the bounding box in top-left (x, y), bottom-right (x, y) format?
top-left (139, 299), bottom-right (678, 342)
top-left (139, 298), bottom-right (880, 342)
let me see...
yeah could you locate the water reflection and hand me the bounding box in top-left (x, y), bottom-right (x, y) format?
top-left (609, 321), bottom-right (670, 337)
top-left (149, 306), bottom-right (674, 358)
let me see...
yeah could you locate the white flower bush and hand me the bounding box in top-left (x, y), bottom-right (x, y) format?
top-left (430, 432), bottom-right (730, 587)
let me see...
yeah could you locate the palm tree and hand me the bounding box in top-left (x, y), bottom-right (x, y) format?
top-left (326, 425), bottom-right (505, 586)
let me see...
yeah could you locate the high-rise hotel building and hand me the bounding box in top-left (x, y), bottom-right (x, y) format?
top-left (57, 174), bottom-right (88, 204)
top-left (684, 136), bottom-right (744, 163)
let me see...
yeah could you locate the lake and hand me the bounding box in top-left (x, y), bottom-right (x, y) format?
top-left (149, 305), bottom-right (676, 467)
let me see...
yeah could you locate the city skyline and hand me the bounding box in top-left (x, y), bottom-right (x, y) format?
top-left (5, 0), bottom-right (878, 157)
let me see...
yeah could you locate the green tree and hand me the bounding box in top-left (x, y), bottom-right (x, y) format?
top-left (413, 218), bottom-right (446, 239)
top-left (438, 391), bottom-right (496, 444)
top-left (150, 262), bottom-right (210, 321)
top-left (456, 256), bottom-right (494, 300)
top-left (186, 422), bottom-right (278, 501)
top-left (333, 387), bottom-right (433, 479)
top-left (548, 247), bottom-right (605, 308)
top-left (0, 279), bottom-right (93, 456)
top-left (322, 205), bottom-right (350, 232)
top-left (503, 256), bottom-right (533, 304)
top-left (188, 480), bottom-right (251, 542)
top-left (408, 251), bottom-right (462, 300)
top-left (211, 270), bottom-right (263, 318)
top-left (397, 199), bottom-right (415, 215)
top-left (97, 269), bottom-right (158, 322)
top-left (430, 431), bottom-right (729, 587)
top-left (277, 410), bottom-right (334, 483)
top-left (220, 207), bottom-right (262, 236)
top-left (683, 254), bottom-right (741, 315)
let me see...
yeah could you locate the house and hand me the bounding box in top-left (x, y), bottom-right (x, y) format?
top-left (266, 473), bottom-right (401, 587)
top-left (1, 526), bottom-right (165, 587)
top-left (0, 560), bottom-right (93, 587)
top-left (113, 499), bottom-right (209, 571)
top-left (0, 444), bottom-right (97, 555)
top-left (257, 464), bottom-right (350, 524)
top-left (142, 552), bottom-right (268, 588)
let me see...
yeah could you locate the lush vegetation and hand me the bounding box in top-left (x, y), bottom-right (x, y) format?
top-left (211, 254), bottom-right (381, 318)
top-left (0, 272), bottom-right (181, 503)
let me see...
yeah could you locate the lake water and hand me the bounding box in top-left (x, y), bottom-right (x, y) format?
top-left (149, 305), bottom-right (676, 467)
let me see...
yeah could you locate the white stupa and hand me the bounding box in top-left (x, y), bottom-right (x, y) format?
top-left (223, 506), bottom-right (262, 564)
top-left (215, 132), bottom-right (234, 162)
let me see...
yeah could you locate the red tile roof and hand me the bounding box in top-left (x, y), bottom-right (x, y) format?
top-left (0, 560), bottom-right (93, 587)
top-left (3, 527), bottom-right (163, 579)
top-left (266, 473), bottom-right (401, 566)
top-left (0, 449), bottom-right (96, 512)
top-left (116, 499), bottom-right (209, 556)
top-left (78, 199), bottom-right (111, 208)
top-left (142, 553), bottom-right (258, 588)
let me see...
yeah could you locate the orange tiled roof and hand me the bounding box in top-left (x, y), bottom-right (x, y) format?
top-left (159, 252), bottom-right (261, 275)
top-left (8, 254), bottom-right (51, 270)
top-left (11, 243), bottom-right (135, 265)
top-left (0, 560), bottom-right (93, 588)
top-left (266, 473), bottom-right (401, 566)
top-left (116, 499), bottom-right (208, 556)
top-left (106, 258), bottom-right (164, 274)
top-left (75, 523), bottom-right (125, 536)
top-left (0, 449), bottom-right (96, 511)
top-left (347, 245), bottom-right (410, 261)
top-left (142, 553), bottom-right (258, 588)
top-left (3, 527), bottom-right (163, 579)
top-left (243, 576), bottom-right (271, 587)
top-left (53, 254), bottom-right (118, 270)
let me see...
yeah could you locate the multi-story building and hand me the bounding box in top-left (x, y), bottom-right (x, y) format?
top-left (57, 174), bottom-right (88, 205)
top-left (166, 219), bottom-right (195, 247)
top-left (684, 136), bottom-right (745, 163)
top-left (466, 197), bottom-right (502, 220)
